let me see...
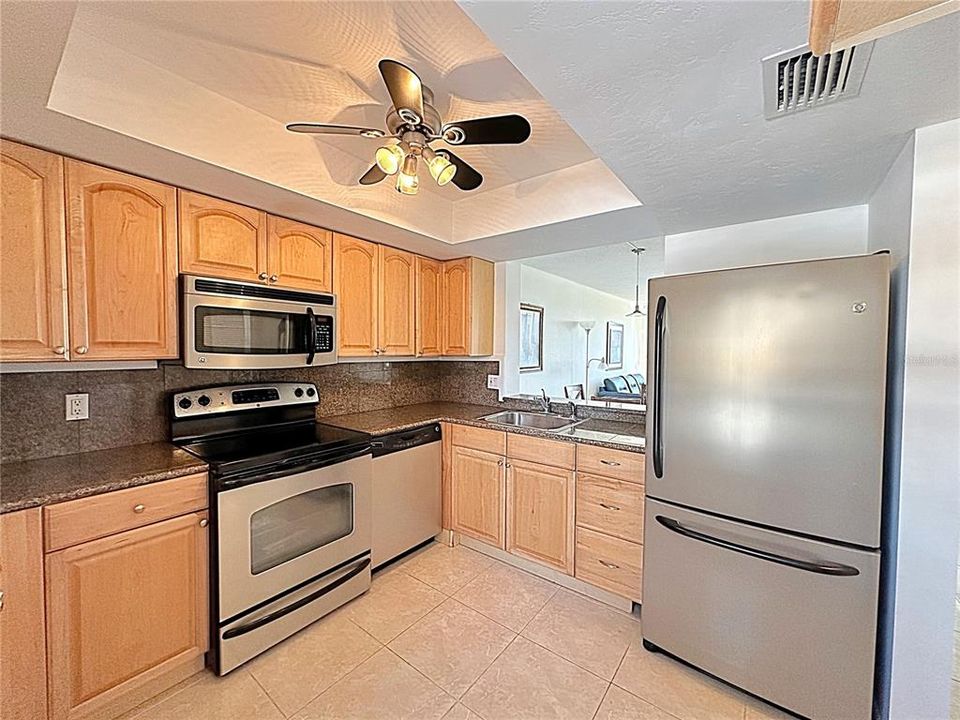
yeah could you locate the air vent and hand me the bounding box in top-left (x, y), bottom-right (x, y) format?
top-left (762, 42), bottom-right (873, 119)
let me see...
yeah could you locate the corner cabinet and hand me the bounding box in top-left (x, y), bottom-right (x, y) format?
top-left (451, 445), bottom-right (506, 549)
top-left (442, 257), bottom-right (494, 356)
top-left (0, 141), bottom-right (68, 361)
top-left (65, 160), bottom-right (179, 360)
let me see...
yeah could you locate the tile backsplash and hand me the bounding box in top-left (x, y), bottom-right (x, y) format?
top-left (0, 360), bottom-right (500, 463)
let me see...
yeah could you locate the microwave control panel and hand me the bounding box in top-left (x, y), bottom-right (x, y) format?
top-left (314, 315), bottom-right (334, 352)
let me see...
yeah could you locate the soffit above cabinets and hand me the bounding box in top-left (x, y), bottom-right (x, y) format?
top-left (44, 1), bottom-right (640, 244)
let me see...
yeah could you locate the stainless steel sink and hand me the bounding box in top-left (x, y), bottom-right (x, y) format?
top-left (480, 410), bottom-right (583, 432)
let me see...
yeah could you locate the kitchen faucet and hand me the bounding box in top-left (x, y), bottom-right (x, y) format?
top-left (538, 388), bottom-right (550, 413)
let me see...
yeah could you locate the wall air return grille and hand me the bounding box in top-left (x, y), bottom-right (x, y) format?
top-left (762, 42), bottom-right (874, 119)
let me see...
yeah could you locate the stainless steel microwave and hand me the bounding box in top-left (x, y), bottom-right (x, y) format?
top-left (182, 276), bottom-right (337, 369)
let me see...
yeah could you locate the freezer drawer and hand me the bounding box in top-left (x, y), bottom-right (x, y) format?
top-left (642, 498), bottom-right (879, 720)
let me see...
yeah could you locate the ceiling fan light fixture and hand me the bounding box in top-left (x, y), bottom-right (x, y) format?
top-left (422, 147), bottom-right (457, 186)
top-left (396, 153), bottom-right (419, 195)
top-left (375, 144), bottom-right (405, 175)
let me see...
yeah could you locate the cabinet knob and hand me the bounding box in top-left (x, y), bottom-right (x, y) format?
top-left (258, 272), bottom-right (268, 281)
top-left (75, 345), bottom-right (88, 355)
top-left (497, 459), bottom-right (504, 467)
top-left (133, 503), bottom-right (145, 514)
top-left (269, 274), bottom-right (279, 283)
top-left (53, 346), bottom-right (66, 355)
top-left (199, 518), bottom-right (209, 528)
top-left (0, 589), bottom-right (4, 611)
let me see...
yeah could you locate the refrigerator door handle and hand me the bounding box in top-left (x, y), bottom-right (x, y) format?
top-left (654, 515), bottom-right (860, 577)
top-left (652, 295), bottom-right (667, 478)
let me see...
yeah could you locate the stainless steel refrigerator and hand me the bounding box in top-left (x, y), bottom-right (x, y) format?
top-left (642, 253), bottom-right (889, 720)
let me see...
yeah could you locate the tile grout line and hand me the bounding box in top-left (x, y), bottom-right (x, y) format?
top-left (590, 682), bottom-right (614, 720)
top-left (382, 645), bottom-right (460, 712)
top-left (458, 633), bottom-right (522, 716)
top-left (245, 668), bottom-right (288, 719)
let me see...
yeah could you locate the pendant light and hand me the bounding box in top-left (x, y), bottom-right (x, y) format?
top-left (626, 246), bottom-right (647, 317)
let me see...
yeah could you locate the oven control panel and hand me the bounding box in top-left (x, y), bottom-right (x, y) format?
top-left (172, 382), bottom-right (318, 417)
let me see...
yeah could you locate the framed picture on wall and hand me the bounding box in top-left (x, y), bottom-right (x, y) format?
top-left (606, 321), bottom-right (624, 370)
top-left (519, 304), bottom-right (544, 372)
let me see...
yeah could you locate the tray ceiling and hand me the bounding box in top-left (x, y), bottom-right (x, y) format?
top-left (46, 1), bottom-right (640, 243)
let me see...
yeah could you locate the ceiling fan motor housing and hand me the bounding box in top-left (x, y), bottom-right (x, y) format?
top-left (386, 85), bottom-right (442, 137)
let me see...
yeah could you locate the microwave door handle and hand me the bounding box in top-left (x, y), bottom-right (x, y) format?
top-left (305, 308), bottom-right (317, 365)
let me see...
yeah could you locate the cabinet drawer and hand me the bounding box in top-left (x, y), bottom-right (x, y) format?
top-left (576, 444), bottom-right (645, 484)
top-left (507, 433), bottom-right (575, 469)
top-left (449, 424), bottom-right (506, 455)
top-left (576, 473), bottom-right (645, 543)
top-left (45, 473), bottom-right (208, 552)
top-left (575, 527), bottom-right (643, 601)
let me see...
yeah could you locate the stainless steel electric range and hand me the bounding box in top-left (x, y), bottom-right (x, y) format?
top-left (171, 382), bottom-right (372, 675)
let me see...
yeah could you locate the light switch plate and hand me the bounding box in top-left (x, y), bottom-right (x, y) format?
top-left (486, 374), bottom-right (501, 390)
top-left (65, 393), bottom-right (89, 421)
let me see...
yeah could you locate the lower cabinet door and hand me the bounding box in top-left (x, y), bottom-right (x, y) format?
top-left (0, 508), bottom-right (48, 720)
top-left (451, 446), bottom-right (505, 549)
top-left (46, 512), bottom-right (209, 720)
top-left (506, 459), bottom-right (574, 574)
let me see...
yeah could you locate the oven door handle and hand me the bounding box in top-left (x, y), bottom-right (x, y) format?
top-left (217, 444), bottom-right (373, 490)
top-left (305, 308), bottom-right (317, 365)
top-left (222, 556), bottom-right (370, 640)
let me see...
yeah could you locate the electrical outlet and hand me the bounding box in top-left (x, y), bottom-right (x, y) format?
top-left (486, 374), bottom-right (501, 390)
top-left (65, 393), bottom-right (89, 421)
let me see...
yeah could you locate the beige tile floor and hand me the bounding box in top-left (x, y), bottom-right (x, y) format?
top-left (122, 542), bottom-right (794, 720)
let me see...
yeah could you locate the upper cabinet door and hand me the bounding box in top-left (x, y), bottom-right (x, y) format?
top-left (416, 256), bottom-right (443, 357)
top-left (0, 141), bottom-right (68, 361)
top-left (442, 258), bottom-right (471, 356)
top-left (266, 216), bottom-right (333, 292)
top-left (378, 246), bottom-right (416, 356)
top-left (333, 233), bottom-right (379, 356)
top-left (65, 161), bottom-right (178, 360)
top-left (178, 190), bottom-right (266, 282)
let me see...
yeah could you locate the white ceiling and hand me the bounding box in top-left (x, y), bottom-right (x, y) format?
top-left (2, 1), bottom-right (957, 262)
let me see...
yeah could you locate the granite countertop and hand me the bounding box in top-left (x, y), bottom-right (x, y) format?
top-left (0, 442), bottom-right (208, 514)
top-left (321, 402), bottom-right (646, 453)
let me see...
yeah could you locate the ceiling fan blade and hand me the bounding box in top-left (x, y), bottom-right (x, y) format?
top-left (439, 149), bottom-right (483, 191)
top-left (359, 165), bottom-right (387, 185)
top-left (441, 114), bottom-right (531, 145)
top-left (378, 59), bottom-right (425, 124)
top-left (286, 123), bottom-right (385, 137)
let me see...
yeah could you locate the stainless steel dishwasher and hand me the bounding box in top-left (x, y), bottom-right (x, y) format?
top-left (370, 424), bottom-right (442, 569)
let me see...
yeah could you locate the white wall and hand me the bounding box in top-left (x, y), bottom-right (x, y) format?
top-left (664, 205), bottom-right (869, 275)
top-left (513, 265), bottom-right (646, 398)
top-left (877, 119), bottom-right (960, 720)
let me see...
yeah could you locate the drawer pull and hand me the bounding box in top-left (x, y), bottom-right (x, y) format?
top-left (597, 559), bottom-right (620, 569)
top-left (600, 459), bottom-right (622, 467)
top-left (599, 502), bottom-right (622, 511)
top-left (133, 504), bottom-right (145, 514)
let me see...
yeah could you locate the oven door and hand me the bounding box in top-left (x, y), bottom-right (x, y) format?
top-left (184, 292), bottom-right (336, 369)
top-left (216, 450), bottom-right (371, 622)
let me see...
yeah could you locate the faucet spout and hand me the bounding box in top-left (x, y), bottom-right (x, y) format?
top-left (538, 388), bottom-right (550, 413)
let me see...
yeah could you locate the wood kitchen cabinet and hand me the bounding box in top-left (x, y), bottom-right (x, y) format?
top-left (46, 507), bottom-right (208, 720)
top-left (266, 215), bottom-right (333, 292)
top-left (451, 445), bottom-right (506, 549)
top-left (0, 140), bottom-right (68, 362)
top-left (0, 508), bottom-right (49, 720)
top-left (378, 246), bottom-right (417, 356)
top-left (66, 160), bottom-right (179, 360)
top-left (415, 255), bottom-right (443, 357)
top-left (506, 458), bottom-right (575, 574)
top-left (178, 190), bottom-right (266, 282)
top-left (442, 257), bottom-right (494, 356)
top-left (334, 233), bottom-right (379, 356)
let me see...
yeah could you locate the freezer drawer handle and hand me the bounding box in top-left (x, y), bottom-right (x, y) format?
top-left (222, 557), bottom-right (371, 639)
top-left (654, 516), bottom-right (860, 577)
top-left (652, 295), bottom-right (666, 479)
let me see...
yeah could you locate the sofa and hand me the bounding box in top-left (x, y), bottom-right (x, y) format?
top-left (596, 373), bottom-right (646, 401)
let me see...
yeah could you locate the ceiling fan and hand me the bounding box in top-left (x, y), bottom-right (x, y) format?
top-left (286, 59), bottom-right (531, 195)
